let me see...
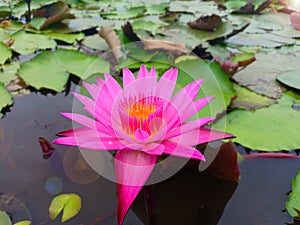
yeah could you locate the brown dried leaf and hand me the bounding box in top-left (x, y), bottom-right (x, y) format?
top-left (187, 14), bottom-right (222, 31)
top-left (99, 26), bottom-right (122, 61)
top-left (143, 39), bottom-right (188, 54)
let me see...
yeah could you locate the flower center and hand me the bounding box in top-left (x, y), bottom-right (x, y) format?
top-left (119, 96), bottom-right (163, 135)
top-left (127, 101), bottom-right (156, 120)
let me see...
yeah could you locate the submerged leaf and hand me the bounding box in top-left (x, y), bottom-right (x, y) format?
top-left (214, 91), bottom-right (300, 151)
top-left (49, 193), bottom-right (81, 223)
top-left (18, 49), bottom-right (110, 92)
top-left (286, 170), bottom-right (300, 218)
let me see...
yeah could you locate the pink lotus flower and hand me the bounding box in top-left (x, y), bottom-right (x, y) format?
top-left (53, 65), bottom-right (234, 224)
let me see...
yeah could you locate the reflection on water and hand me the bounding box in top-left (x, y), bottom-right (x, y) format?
top-left (0, 89), bottom-right (299, 224)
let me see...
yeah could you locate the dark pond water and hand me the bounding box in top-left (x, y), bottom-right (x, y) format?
top-left (0, 89), bottom-right (300, 225)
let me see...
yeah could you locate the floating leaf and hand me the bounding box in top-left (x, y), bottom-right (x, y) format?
top-left (101, 6), bottom-right (146, 20)
top-left (49, 193), bottom-right (82, 223)
top-left (214, 91), bottom-right (300, 151)
top-left (0, 42), bottom-right (12, 64)
top-left (226, 32), bottom-right (295, 48)
top-left (286, 170), bottom-right (300, 218)
top-left (175, 57), bottom-right (236, 118)
top-left (0, 62), bottom-right (19, 85)
top-left (55, 18), bottom-right (118, 33)
top-left (146, 3), bottom-right (168, 15)
top-left (231, 53), bottom-right (255, 67)
top-left (45, 32), bottom-right (84, 44)
top-left (157, 23), bottom-right (233, 49)
top-left (82, 34), bottom-right (109, 51)
top-left (11, 31), bottom-right (56, 55)
top-left (13, 221), bottom-right (31, 225)
top-left (18, 49), bottom-right (110, 91)
top-left (32, 1), bottom-right (75, 30)
top-left (0, 83), bottom-right (13, 117)
top-left (169, 0), bottom-right (226, 17)
top-left (230, 83), bottom-right (276, 110)
top-left (232, 53), bottom-right (300, 99)
top-left (12, 0), bottom-right (59, 18)
top-left (0, 28), bottom-right (11, 42)
top-left (29, 18), bottom-right (47, 30)
top-left (131, 20), bottom-right (165, 35)
top-left (277, 70), bottom-right (300, 90)
top-left (0, 211), bottom-right (11, 225)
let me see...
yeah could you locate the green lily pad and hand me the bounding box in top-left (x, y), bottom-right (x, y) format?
top-left (0, 62), bottom-right (19, 85)
top-left (286, 170), bottom-right (300, 218)
top-left (277, 70), bottom-right (300, 90)
top-left (49, 193), bottom-right (82, 223)
top-left (225, 0), bottom-right (248, 11)
top-left (131, 20), bottom-right (165, 35)
top-left (0, 28), bottom-right (11, 42)
top-left (45, 32), bottom-right (85, 44)
top-left (13, 221), bottom-right (31, 225)
top-left (169, 0), bottom-right (226, 17)
top-left (157, 23), bottom-right (233, 49)
top-left (55, 18), bottom-right (118, 33)
top-left (227, 32), bottom-right (295, 48)
top-left (0, 42), bottom-right (11, 65)
top-left (11, 31), bottom-right (56, 55)
top-left (214, 91), bottom-right (300, 151)
top-left (230, 83), bottom-right (277, 110)
top-left (146, 3), bottom-right (168, 15)
top-left (18, 49), bottom-right (110, 92)
top-left (0, 6), bottom-right (11, 17)
top-left (0, 211), bottom-right (11, 225)
top-left (0, 83), bottom-right (13, 117)
top-left (101, 6), bottom-right (146, 20)
top-left (12, 0), bottom-right (58, 18)
top-left (175, 57), bottom-right (236, 118)
top-left (82, 34), bottom-right (109, 51)
top-left (29, 18), bottom-right (47, 30)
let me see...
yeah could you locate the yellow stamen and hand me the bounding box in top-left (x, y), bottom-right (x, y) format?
top-left (127, 102), bottom-right (156, 120)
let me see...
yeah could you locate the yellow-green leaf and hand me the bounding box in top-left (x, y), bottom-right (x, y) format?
top-left (49, 193), bottom-right (82, 223)
top-left (286, 170), bottom-right (300, 218)
top-left (13, 221), bottom-right (31, 225)
top-left (0, 211), bottom-right (12, 225)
